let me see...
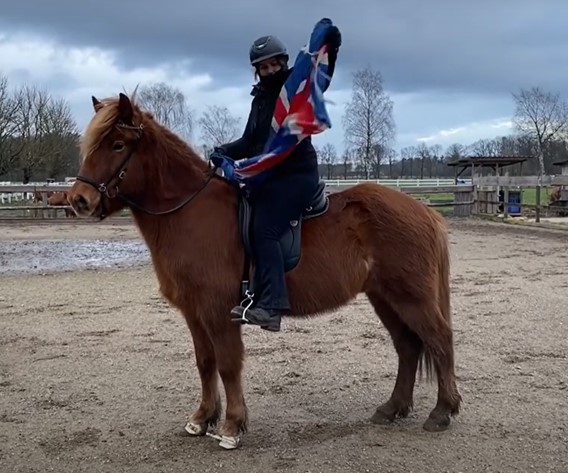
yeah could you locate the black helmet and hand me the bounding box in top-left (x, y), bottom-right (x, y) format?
top-left (249, 35), bottom-right (288, 66)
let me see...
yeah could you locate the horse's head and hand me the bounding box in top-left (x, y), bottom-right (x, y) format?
top-left (68, 93), bottom-right (147, 219)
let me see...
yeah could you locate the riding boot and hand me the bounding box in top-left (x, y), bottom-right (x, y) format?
top-left (230, 238), bottom-right (289, 331)
top-left (231, 306), bottom-right (284, 331)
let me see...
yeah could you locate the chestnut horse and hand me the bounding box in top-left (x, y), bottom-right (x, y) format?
top-left (47, 191), bottom-right (75, 218)
top-left (67, 93), bottom-right (461, 450)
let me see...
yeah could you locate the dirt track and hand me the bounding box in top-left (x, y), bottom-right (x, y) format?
top-left (1, 219), bottom-right (567, 472)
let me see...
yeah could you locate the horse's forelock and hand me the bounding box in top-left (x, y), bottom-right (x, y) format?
top-left (80, 97), bottom-right (122, 160)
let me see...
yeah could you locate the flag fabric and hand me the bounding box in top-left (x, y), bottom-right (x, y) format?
top-left (214, 18), bottom-right (336, 186)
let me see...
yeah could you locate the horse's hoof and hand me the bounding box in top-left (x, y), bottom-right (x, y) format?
top-left (423, 415), bottom-right (450, 432)
top-left (370, 409), bottom-right (395, 425)
top-left (184, 421), bottom-right (208, 436)
top-left (218, 435), bottom-right (241, 450)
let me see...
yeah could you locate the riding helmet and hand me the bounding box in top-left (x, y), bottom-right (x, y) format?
top-left (249, 35), bottom-right (289, 65)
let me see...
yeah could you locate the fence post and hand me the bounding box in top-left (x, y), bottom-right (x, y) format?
top-left (535, 185), bottom-right (541, 222)
top-left (453, 186), bottom-right (474, 217)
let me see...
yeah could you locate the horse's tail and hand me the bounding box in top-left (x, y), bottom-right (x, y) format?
top-left (418, 212), bottom-right (452, 382)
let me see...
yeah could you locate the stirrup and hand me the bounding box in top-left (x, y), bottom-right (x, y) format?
top-left (232, 290), bottom-right (254, 324)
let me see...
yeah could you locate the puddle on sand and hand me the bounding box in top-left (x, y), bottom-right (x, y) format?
top-left (0, 239), bottom-right (150, 275)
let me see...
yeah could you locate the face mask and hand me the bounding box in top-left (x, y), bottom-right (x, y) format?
top-left (260, 68), bottom-right (288, 90)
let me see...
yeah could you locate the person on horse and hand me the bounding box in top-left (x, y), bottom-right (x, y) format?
top-left (213, 26), bottom-right (342, 332)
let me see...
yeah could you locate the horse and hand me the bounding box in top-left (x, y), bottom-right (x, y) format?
top-left (549, 185), bottom-right (562, 204)
top-left (32, 190), bottom-right (54, 203)
top-left (47, 191), bottom-right (75, 218)
top-left (66, 92), bottom-right (462, 450)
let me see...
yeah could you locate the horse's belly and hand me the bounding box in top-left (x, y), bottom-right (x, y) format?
top-left (286, 237), bottom-right (370, 316)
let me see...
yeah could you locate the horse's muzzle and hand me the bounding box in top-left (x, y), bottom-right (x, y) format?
top-left (68, 185), bottom-right (101, 218)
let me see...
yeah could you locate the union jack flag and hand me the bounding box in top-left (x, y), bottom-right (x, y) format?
top-left (215, 18), bottom-right (336, 186)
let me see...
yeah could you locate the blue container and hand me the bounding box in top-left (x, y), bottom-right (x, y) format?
top-left (507, 190), bottom-right (522, 215)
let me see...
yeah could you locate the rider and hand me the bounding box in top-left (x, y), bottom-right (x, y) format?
top-left (214, 27), bottom-right (342, 332)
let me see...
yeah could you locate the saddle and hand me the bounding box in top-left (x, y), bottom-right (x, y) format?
top-left (237, 179), bottom-right (329, 299)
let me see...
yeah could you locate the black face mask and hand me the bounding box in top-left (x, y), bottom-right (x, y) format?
top-left (259, 68), bottom-right (288, 91)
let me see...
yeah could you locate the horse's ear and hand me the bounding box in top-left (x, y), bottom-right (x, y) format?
top-left (92, 96), bottom-right (103, 112)
top-left (118, 92), bottom-right (134, 124)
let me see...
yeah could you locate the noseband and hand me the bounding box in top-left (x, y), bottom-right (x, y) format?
top-left (75, 122), bottom-right (217, 219)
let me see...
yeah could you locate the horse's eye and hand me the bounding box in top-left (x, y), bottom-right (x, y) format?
top-left (113, 141), bottom-right (125, 152)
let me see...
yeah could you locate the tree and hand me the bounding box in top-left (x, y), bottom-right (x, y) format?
top-left (400, 146), bottom-right (416, 177)
top-left (138, 82), bottom-right (193, 141)
top-left (319, 143), bottom-right (337, 179)
top-left (512, 86), bottom-right (568, 179)
top-left (13, 85), bottom-right (51, 183)
top-left (41, 98), bottom-right (80, 178)
top-left (342, 67), bottom-right (395, 178)
top-left (198, 105), bottom-right (241, 148)
top-left (341, 148), bottom-right (353, 179)
top-left (415, 142), bottom-right (431, 179)
top-left (0, 75), bottom-right (22, 176)
top-left (445, 143), bottom-right (465, 162)
top-left (430, 144), bottom-right (443, 177)
top-left (468, 138), bottom-right (500, 157)
top-left (10, 85), bottom-right (79, 182)
top-left (383, 146), bottom-right (397, 178)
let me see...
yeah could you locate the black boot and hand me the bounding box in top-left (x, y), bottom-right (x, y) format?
top-left (231, 305), bottom-right (282, 332)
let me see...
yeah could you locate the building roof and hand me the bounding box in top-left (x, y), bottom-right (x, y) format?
top-left (447, 155), bottom-right (531, 167)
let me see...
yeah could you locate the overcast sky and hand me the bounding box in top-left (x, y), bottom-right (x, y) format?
top-left (1, 0), bottom-right (567, 154)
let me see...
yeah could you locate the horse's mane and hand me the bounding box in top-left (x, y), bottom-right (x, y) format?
top-left (80, 92), bottom-right (209, 178)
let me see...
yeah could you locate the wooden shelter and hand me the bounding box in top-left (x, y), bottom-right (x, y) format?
top-left (447, 156), bottom-right (533, 216)
top-left (552, 159), bottom-right (568, 176)
top-left (550, 159), bottom-right (568, 210)
top-left (446, 155), bottom-right (531, 183)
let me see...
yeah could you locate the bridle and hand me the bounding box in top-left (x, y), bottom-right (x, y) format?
top-left (75, 121), bottom-right (218, 219)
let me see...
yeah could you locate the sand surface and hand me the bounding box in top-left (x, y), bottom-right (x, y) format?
top-left (1, 219), bottom-right (567, 472)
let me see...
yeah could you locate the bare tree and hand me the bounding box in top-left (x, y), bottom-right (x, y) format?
top-left (0, 75), bottom-right (23, 176)
top-left (468, 138), bottom-right (500, 157)
top-left (512, 86), bottom-right (568, 179)
top-left (10, 85), bottom-right (79, 182)
top-left (40, 98), bottom-right (79, 178)
top-left (384, 146), bottom-right (397, 178)
top-left (445, 143), bottom-right (465, 161)
top-left (342, 67), bottom-right (395, 178)
top-left (13, 85), bottom-right (51, 182)
top-left (138, 82), bottom-right (193, 141)
top-left (400, 146), bottom-right (416, 177)
top-left (319, 143), bottom-right (337, 179)
top-left (198, 105), bottom-right (241, 148)
top-left (430, 143), bottom-right (443, 177)
top-left (415, 142), bottom-right (431, 179)
top-left (341, 148), bottom-right (353, 179)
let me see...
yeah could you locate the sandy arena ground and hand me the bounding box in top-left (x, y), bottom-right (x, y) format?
top-left (1, 219), bottom-right (567, 472)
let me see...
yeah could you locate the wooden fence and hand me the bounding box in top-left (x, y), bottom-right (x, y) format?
top-left (4, 175), bottom-right (568, 223)
top-left (0, 181), bottom-right (476, 221)
top-left (474, 175), bottom-right (568, 222)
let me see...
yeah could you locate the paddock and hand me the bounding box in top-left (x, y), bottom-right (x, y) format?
top-left (0, 219), bottom-right (566, 472)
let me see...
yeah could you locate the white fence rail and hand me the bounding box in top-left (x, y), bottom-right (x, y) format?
top-left (0, 178), bottom-right (470, 204)
top-left (324, 178), bottom-right (469, 188)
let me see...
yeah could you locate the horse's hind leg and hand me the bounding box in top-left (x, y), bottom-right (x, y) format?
top-left (366, 291), bottom-right (422, 423)
top-left (183, 314), bottom-right (221, 436)
top-left (388, 298), bottom-right (461, 432)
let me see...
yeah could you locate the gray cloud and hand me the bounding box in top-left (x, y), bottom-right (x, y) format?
top-left (2, 0), bottom-right (568, 151)
top-left (1, 0), bottom-right (568, 95)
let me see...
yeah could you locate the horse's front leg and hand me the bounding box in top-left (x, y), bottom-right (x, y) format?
top-left (183, 313), bottom-right (221, 436)
top-left (210, 318), bottom-right (248, 449)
